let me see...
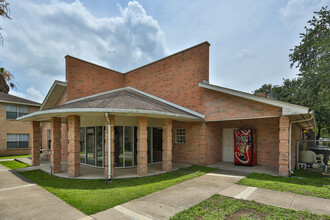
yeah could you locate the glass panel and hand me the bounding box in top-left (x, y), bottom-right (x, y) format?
top-left (153, 128), bottom-right (163, 162)
top-left (80, 128), bottom-right (86, 163)
top-left (124, 126), bottom-right (133, 167)
top-left (86, 127), bottom-right (95, 165)
top-left (18, 105), bottom-right (29, 113)
top-left (134, 127), bottom-right (137, 166)
top-left (6, 104), bottom-right (17, 111)
top-left (114, 126), bottom-right (123, 167)
top-left (96, 126), bottom-right (103, 167)
top-left (6, 111), bottom-right (17, 119)
top-left (147, 127), bottom-right (152, 163)
top-left (7, 141), bottom-right (18, 149)
top-left (7, 134), bottom-right (18, 141)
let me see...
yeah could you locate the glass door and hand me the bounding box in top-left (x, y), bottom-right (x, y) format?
top-left (96, 126), bottom-right (104, 167)
top-left (86, 127), bottom-right (96, 166)
top-left (80, 128), bottom-right (86, 163)
top-left (124, 126), bottom-right (134, 167)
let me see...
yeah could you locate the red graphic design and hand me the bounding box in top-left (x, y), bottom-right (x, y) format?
top-left (234, 129), bottom-right (256, 166)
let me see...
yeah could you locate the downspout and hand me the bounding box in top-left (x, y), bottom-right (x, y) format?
top-left (105, 113), bottom-right (112, 179)
top-left (288, 110), bottom-right (314, 175)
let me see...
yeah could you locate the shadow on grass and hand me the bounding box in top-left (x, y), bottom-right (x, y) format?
top-left (19, 165), bottom-right (217, 190)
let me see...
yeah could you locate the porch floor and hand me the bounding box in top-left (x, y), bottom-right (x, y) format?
top-left (21, 159), bottom-right (191, 179)
top-left (208, 161), bottom-right (278, 176)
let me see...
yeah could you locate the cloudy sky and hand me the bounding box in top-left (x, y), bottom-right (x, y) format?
top-left (0, 0), bottom-right (329, 103)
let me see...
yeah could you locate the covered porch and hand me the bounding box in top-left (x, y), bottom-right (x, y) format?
top-left (28, 159), bottom-right (191, 179)
top-left (18, 87), bottom-right (204, 179)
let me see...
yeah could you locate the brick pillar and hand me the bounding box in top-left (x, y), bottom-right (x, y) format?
top-left (67, 115), bottom-right (80, 177)
top-left (279, 116), bottom-right (290, 177)
top-left (104, 115), bottom-right (115, 179)
top-left (162, 119), bottom-right (172, 171)
top-left (31, 121), bottom-right (40, 166)
top-left (50, 117), bottom-right (61, 173)
top-left (137, 117), bottom-right (148, 176)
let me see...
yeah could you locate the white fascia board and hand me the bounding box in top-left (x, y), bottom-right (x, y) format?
top-left (198, 82), bottom-right (310, 116)
top-left (65, 86), bottom-right (205, 119)
top-left (40, 80), bottom-right (67, 110)
top-left (0, 100), bottom-right (41, 107)
top-left (17, 108), bottom-right (203, 122)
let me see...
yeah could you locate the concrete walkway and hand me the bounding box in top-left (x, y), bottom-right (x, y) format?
top-left (91, 169), bottom-right (330, 220)
top-left (0, 164), bottom-right (86, 220)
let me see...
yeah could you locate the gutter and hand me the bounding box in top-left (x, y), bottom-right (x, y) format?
top-left (105, 113), bottom-right (112, 180)
top-left (288, 111), bottom-right (314, 175)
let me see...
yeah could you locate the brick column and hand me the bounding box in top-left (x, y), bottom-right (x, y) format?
top-left (50, 117), bottom-right (61, 173)
top-left (279, 116), bottom-right (290, 177)
top-left (137, 117), bottom-right (148, 176)
top-left (31, 121), bottom-right (40, 166)
top-left (68, 115), bottom-right (80, 177)
top-left (162, 119), bottom-right (172, 171)
top-left (104, 115), bottom-right (115, 179)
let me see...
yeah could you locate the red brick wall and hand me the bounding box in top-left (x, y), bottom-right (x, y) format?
top-left (125, 42), bottom-right (209, 113)
top-left (41, 122), bottom-right (68, 161)
top-left (65, 56), bottom-right (125, 101)
top-left (291, 123), bottom-right (302, 170)
top-left (203, 89), bottom-right (282, 121)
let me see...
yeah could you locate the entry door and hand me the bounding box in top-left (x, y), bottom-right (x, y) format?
top-left (223, 128), bottom-right (235, 162)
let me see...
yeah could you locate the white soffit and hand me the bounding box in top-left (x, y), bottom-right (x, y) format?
top-left (40, 80), bottom-right (67, 110)
top-left (198, 82), bottom-right (310, 116)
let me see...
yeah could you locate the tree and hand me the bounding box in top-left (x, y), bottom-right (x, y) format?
top-left (0, 67), bottom-right (15, 93)
top-left (0, 0), bottom-right (11, 45)
top-left (254, 7), bottom-right (330, 138)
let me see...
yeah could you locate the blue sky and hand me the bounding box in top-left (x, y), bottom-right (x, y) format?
top-left (0, 0), bottom-right (329, 102)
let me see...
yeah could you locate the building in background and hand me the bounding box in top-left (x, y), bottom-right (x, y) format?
top-left (0, 92), bottom-right (41, 156)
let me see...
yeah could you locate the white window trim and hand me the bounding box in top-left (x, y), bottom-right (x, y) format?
top-left (175, 128), bottom-right (186, 144)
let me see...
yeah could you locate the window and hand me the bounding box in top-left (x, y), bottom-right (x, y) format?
top-left (175, 128), bottom-right (186, 143)
top-left (47, 129), bottom-right (51, 149)
top-left (6, 104), bottom-right (29, 119)
top-left (7, 134), bottom-right (29, 149)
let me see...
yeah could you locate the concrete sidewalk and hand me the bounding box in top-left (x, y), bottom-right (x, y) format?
top-left (91, 169), bottom-right (330, 220)
top-left (0, 164), bottom-right (86, 220)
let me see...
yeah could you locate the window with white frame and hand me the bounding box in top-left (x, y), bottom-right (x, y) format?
top-left (7, 134), bottom-right (29, 149)
top-left (6, 104), bottom-right (29, 119)
top-left (175, 128), bottom-right (186, 143)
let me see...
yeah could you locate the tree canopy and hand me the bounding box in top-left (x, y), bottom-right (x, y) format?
top-left (254, 7), bottom-right (330, 138)
top-left (0, 0), bottom-right (11, 45)
top-left (0, 67), bottom-right (15, 93)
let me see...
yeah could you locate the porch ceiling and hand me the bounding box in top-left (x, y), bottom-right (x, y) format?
top-left (18, 87), bottom-right (204, 122)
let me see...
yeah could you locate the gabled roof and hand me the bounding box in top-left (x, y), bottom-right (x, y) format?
top-left (0, 92), bottom-right (41, 106)
top-left (18, 87), bottom-right (205, 122)
top-left (40, 80), bottom-right (67, 110)
top-left (198, 82), bottom-right (310, 116)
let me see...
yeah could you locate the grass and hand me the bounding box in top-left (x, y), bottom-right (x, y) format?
top-left (171, 194), bottom-right (330, 220)
top-left (237, 170), bottom-right (330, 199)
top-left (19, 165), bottom-right (217, 215)
top-left (0, 154), bottom-right (30, 159)
top-left (0, 160), bottom-right (30, 169)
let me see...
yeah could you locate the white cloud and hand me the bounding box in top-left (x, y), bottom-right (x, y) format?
top-left (236, 49), bottom-right (256, 62)
top-left (9, 90), bottom-right (27, 99)
top-left (279, 0), bottom-right (330, 29)
top-left (0, 0), bottom-right (167, 79)
top-left (26, 86), bottom-right (43, 103)
top-left (9, 87), bottom-right (44, 103)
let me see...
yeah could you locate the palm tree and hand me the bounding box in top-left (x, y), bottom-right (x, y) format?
top-left (0, 67), bottom-right (15, 93)
top-left (0, 0), bottom-right (11, 45)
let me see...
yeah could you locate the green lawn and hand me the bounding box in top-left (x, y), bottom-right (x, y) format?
top-left (171, 194), bottom-right (330, 220)
top-left (0, 160), bottom-right (30, 169)
top-left (19, 165), bottom-right (217, 215)
top-left (0, 154), bottom-right (30, 159)
top-left (237, 170), bottom-right (330, 199)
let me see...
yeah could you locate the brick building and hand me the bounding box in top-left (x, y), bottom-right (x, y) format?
top-left (19, 42), bottom-right (315, 177)
top-left (0, 92), bottom-right (41, 156)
